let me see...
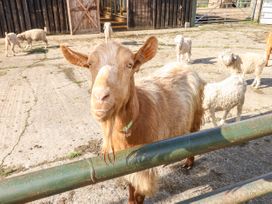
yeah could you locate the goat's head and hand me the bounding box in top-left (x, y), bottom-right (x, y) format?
top-left (174, 35), bottom-right (184, 46)
top-left (219, 50), bottom-right (238, 66)
top-left (17, 33), bottom-right (25, 41)
top-left (91, 37), bottom-right (158, 121)
top-left (219, 50), bottom-right (242, 73)
top-left (104, 22), bottom-right (111, 30)
top-left (61, 37), bottom-right (158, 121)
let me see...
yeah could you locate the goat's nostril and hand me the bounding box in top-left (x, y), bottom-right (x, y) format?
top-left (101, 93), bottom-right (110, 101)
top-left (93, 88), bottom-right (111, 102)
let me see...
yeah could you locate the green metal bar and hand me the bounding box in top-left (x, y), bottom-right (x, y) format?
top-left (0, 114), bottom-right (272, 203)
top-left (177, 172), bottom-right (272, 204)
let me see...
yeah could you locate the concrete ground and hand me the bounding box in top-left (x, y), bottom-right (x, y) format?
top-left (0, 23), bottom-right (271, 204)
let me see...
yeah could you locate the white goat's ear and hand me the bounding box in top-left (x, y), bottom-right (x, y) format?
top-left (133, 36), bottom-right (158, 72)
top-left (61, 45), bottom-right (89, 68)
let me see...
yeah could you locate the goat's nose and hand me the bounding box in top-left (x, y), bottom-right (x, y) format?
top-left (92, 88), bottom-right (111, 102)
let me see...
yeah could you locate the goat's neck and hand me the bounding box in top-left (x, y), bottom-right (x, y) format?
top-left (115, 81), bottom-right (140, 137)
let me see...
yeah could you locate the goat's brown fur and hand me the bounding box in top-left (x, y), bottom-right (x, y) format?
top-left (61, 37), bottom-right (205, 203)
top-left (266, 32), bottom-right (272, 66)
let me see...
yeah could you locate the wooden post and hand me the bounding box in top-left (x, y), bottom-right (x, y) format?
top-left (190, 0), bottom-right (197, 27)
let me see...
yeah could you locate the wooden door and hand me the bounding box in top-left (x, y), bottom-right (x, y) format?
top-left (66, 0), bottom-right (100, 34)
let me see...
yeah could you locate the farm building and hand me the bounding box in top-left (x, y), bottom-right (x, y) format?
top-left (0, 0), bottom-right (196, 37)
top-left (0, 0), bottom-right (268, 37)
top-left (260, 0), bottom-right (272, 24)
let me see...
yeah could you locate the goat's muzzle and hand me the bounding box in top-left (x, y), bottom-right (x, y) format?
top-left (91, 87), bottom-right (115, 121)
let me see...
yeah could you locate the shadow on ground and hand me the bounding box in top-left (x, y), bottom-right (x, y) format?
top-left (246, 78), bottom-right (272, 90)
top-left (193, 57), bottom-right (217, 65)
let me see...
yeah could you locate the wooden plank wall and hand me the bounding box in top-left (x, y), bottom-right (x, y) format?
top-left (128, 0), bottom-right (153, 29)
top-left (0, 0), bottom-right (69, 38)
top-left (128, 0), bottom-right (193, 29)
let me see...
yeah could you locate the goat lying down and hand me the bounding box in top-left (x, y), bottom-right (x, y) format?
top-left (219, 50), bottom-right (266, 88)
top-left (61, 37), bottom-right (205, 204)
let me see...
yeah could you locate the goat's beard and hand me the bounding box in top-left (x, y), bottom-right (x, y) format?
top-left (101, 116), bottom-right (116, 163)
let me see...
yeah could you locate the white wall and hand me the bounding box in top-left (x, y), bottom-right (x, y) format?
top-left (260, 0), bottom-right (272, 24)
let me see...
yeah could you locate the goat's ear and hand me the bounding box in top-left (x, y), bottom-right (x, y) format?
top-left (133, 36), bottom-right (158, 72)
top-left (61, 45), bottom-right (89, 68)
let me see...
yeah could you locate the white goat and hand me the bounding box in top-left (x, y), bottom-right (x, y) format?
top-left (174, 35), bottom-right (192, 63)
top-left (203, 74), bottom-right (247, 127)
top-left (17, 27), bottom-right (48, 49)
top-left (103, 22), bottom-right (113, 44)
top-left (5, 32), bottom-right (21, 57)
top-left (219, 50), bottom-right (266, 88)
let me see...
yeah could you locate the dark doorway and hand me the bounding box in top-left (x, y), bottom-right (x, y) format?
top-left (100, 0), bottom-right (128, 31)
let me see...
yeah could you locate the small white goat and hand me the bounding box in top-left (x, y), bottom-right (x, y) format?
top-left (5, 32), bottom-right (21, 57)
top-left (17, 27), bottom-right (48, 49)
top-left (219, 50), bottom-right (266, 88)
top-left (203, 74), bottom-right (247, 127)
top-left (174, 35), bottom-right (192, 63)
top-left (103, 22), bottom-right (113, 44)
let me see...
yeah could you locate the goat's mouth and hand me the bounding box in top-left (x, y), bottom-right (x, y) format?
top-left (92, 107), bottom-right (114, 121)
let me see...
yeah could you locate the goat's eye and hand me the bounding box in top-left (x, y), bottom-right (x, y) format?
top-left (127, 63), bottom-right (133, 69)
top-left (88, 62), bottom-right (93, 66)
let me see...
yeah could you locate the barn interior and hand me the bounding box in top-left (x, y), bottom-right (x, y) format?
top-left (100, 0), bottom-right (128, 31)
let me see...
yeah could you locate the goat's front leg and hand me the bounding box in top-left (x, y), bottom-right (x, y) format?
top-left (176, 46), bottom-right (180, 62)
top-left (128, 184), bottom-right (136, 204)
top-left (128, 184), bottom-right (145, 204)
top-left (265, 46), bottom-right (272, 66)
top-left (5, 41), bottom-right (9, 57)
top-left (209, 108), bottom-right (217, 127)
top-left (251, 77), bottom-right (257, 88)
top-left (236, 103), bottom-right (243, 122)
top-left (219, 109), bottom-right (231, 125)
top-left (187, 50), bottom-right (191, 63)
top-left (182, 156), bottom-right (194, 169)
top-left (255, 76), bottom-right (261, 89)
top-left (11, 44), bottom-right (16, 56)
top-left (44, 39), bottom-right (48, 49)
top-left (26, 40), bottom-right (32, 49)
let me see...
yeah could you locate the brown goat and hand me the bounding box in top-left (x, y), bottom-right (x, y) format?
top-left (61, 37), bottom-right (205, 204)
top-left (266, 32), bottom-right (272, 66)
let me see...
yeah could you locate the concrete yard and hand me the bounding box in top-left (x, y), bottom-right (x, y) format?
top-left (0, 23), bottom-right (271, 203)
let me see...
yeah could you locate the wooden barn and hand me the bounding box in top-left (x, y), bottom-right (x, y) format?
top-left (0, 0), bottom-right (196, 37)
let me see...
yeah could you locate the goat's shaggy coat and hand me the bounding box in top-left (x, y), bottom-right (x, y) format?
top-left (203, 74), bottom-right (247, 127)
top-left (61, 37), bottom-right (205, 203)
top-left (17, 28), bottom-right (48, 49)
top-left (5, 32), bottom-right (21, 57)
top-left (219, 50), bottom-right (266, 88)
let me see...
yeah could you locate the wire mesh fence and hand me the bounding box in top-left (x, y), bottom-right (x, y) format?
top-left (195, 0), bottom-right (255, 24)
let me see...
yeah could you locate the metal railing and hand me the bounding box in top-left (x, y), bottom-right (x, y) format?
top-left (0, 114), bottom-right (271, 203)
top-left (178, 172), bottom-right (272, 203)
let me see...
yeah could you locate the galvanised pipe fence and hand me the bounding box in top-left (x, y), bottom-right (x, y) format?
top-left (0, 114), bottom-right (271, 203)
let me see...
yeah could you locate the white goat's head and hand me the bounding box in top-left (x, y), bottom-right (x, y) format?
top-left (104, 22), bottom-right (111, 31)
top-left (174, 35), bottom-right (184, 46)
top-left (218, 50), bottom-right (239, 66)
